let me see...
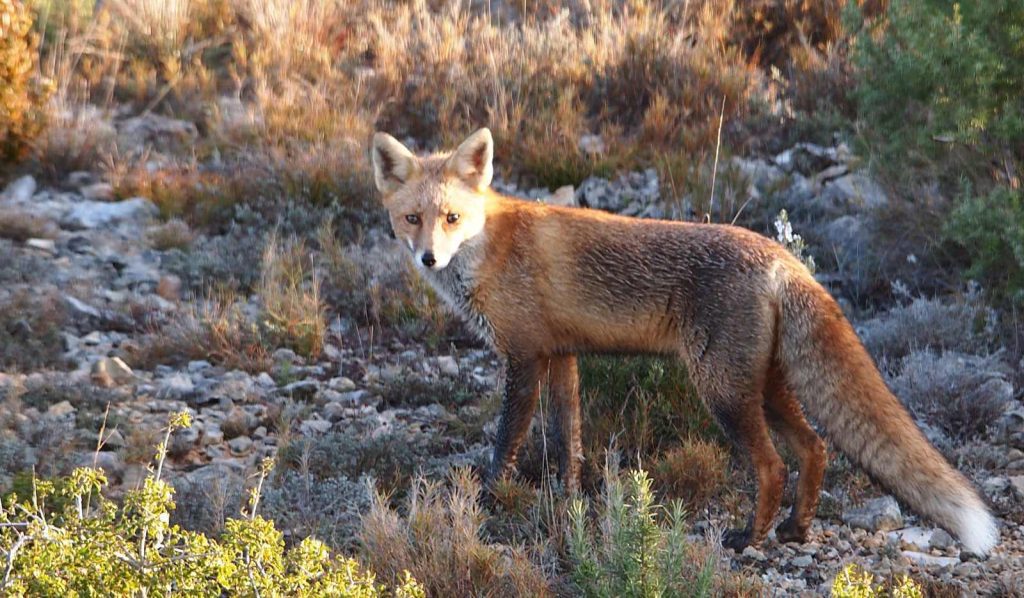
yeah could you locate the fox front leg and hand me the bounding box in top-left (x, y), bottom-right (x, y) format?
top-left (487, 355), bottom-right (542, 484)
top-left (547, 354), bottom-right (582, 491)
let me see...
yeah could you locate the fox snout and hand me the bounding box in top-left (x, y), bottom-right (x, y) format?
top-left (420, 251), bottom-right (437, 268)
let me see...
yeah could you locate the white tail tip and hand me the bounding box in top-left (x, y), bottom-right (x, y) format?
top-left (956, 506), bottom-right (999, 555)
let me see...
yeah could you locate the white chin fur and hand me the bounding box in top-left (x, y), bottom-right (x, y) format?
top-left (956, 506), bottom-right (998, 555)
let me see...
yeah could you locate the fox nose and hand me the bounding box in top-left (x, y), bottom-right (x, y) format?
top-left (421, 252), bottom-right (436, 268)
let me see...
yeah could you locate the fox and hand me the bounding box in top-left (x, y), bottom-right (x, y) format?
top-left (369, 127), bottom-right (999, 555)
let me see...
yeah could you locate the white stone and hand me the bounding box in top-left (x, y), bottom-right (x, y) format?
top-left (61, 197), bottom-right (158, 230)
top-left (900, 551), bottom-right (959, 568)
top-left (1, 175), bottom-right (36, 203)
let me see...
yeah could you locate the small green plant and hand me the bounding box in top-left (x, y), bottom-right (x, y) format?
top-left (567, 462), bottom-right (719, 598)
top-left (831, 563), bottom-right (923, 598)
top-left (0, 412), bottom-right (425, 596)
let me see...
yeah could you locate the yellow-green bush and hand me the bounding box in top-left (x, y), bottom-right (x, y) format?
top-left (0, 0), bottom-right (50, 163)
top-left (831, 564), bottom-right (923, 598)
top-left (0, 412), bottom-right (424, 597)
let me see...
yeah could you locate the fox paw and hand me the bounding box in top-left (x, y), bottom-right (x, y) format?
top-left (722, 528), bottom-right (753, 552)
top-left (775, 520), bottom-right (809, 544)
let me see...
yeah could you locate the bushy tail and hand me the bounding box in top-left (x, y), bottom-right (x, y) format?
top-left (777, 275), bottom-right (998, 555)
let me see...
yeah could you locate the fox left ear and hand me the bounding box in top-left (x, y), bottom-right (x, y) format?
top-left (447, 128), bottom-right (494, 191)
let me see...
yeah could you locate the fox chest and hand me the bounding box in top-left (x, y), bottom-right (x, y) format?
top-left (424, 264), bottom-right (496, 348)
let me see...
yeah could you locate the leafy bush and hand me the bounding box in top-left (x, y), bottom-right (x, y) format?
top-left (831, 563), bottom-right (923, 598)
top-left (566, 462), bottom-right (721, 598)
top-left (855, 0), bottom-right (1024, 182)
top-left (945, 187), bottom-right (1024, 305)
top-left (0, 0), bottom-right (51, 163)
top-left (0, 412), bottom-right (425, 596)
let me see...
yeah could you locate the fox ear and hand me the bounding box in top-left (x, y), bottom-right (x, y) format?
top-left (447, 128), bottom-right (494, 191)
top-left (372, 133), bottom-right (419, 195)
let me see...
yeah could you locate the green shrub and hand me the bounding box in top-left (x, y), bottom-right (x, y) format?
top-left (855, 0), bottom-right (1024, 183)
top-left (0, 0), bottom-right (51, 163)
top-left (0, 412), bottom-right (425, 597)
top-left (945, 187), bottom-right (1024, 305)
top-left (831, 563), bottom-right (923, 598)
top-left (566, 461), bottom-right (719, 598)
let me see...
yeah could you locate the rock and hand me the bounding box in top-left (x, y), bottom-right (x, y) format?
top-left (25, 238), bottom-right (56, 254)
top-left (65, 295), bottom-right (103, 319)
top-left (91, 357), bottom-right (135, 387)
top-left (169, 426), bottom-right (200, 455)
top-left (790, 555), bottom-right (814, 568)
top-left (930, 528), bottom-right (955, 550)
top-left (61, 198), bottom-right (158, 230)
top-left (158, 373), bottom-right (195, 400)
top-left (156, 275), bottom-right (182, 301)
top-left (822, 173), bottom-right (888, 210)
top-left (80, 182), bottom-right (115, 201)
top-left (300, 418), bottom-right (332, 435)
top-left (255, 372), bottom-right (276, 389)
top-left (741, 546), bottom-right (766, 561)
top-left (901, 551), bottom-right (959, 568)
top-left (281, 379), bottom-right (320, 401)
top-left (88, 451), bottom-right (125, 481)
top-left (1009, 475), bottom-right (1024, 499)
top-left (888, 527), bottom-right (936, 551)
top-left (327, 377), bottom-right (356, 392)
top-left (117, 113), bottom-right (199, 153)
top-left (546, 185), bottom-right (577, 207)
top-left (842, 496), bottom-right (903, 532)
top-left (731, 157), bottom-right (785, 192)
top-left (187, 360), bottom-right (212, 373)
top-left (104, 429), bottom-right (127, 449)
top-left (1, 175), bottom-right (36, 203)
top-left (202, 423), bottom-right (224, 446)
top-left (210, 371), bottom-right (257, 403)
top-left (227, 435), bottom-right (253, 455)
top-left (46, 400), bottom-right (76, 418)
top-left (435, 355), bottom-right (459, 377)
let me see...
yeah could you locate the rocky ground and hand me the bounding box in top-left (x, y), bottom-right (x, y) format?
top-left (1, 116), bottom-right (1023, 595)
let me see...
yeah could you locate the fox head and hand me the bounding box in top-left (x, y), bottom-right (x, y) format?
top-left (371, 128), bottom-right (493, 271)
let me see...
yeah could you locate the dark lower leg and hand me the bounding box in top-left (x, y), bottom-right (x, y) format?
top-left (488, 355), bottom-right (542, 484)
top-left (547, 354), bottom-right (582, 491)
top-left (720, 407), bottom-right (788, 551)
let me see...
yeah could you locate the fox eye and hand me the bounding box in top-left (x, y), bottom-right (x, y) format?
top-left (405, 214), bottom-right (421, 225)
top-left (447, 213), bottom-right (460, 224)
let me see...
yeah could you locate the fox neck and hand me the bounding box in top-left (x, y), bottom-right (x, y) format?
top-left (419, 230), bottom-right (494, 345)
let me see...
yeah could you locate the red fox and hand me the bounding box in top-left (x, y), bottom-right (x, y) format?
top-left (370, 128), bottom-right (999, 555)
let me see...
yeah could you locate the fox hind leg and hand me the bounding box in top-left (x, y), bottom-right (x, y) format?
top-left (546, 354), bottom-right (582, 492)
top-left (708, 395), bottom-right (788, 551)
top-left (764, 364), bottom-right (827, 543)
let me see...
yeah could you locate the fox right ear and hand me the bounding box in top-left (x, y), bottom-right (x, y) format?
top-left (372, 133), bottom-right (419, 195)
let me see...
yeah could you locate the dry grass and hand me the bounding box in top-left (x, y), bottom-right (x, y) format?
top-left (146, 218), bottom-right (195, 250)
top-left (258, 233), bottom-right (326, 359)
top-left (126, 287), bottom-right (271, 373)
top-left (0, 288), bottom-right (69, 371)
top-left (359, 468), bottom-right (551, 598)
top-left (653, 438), bottom-right (730, 513)
top-left (21, 0), bottom-right (867, 203)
